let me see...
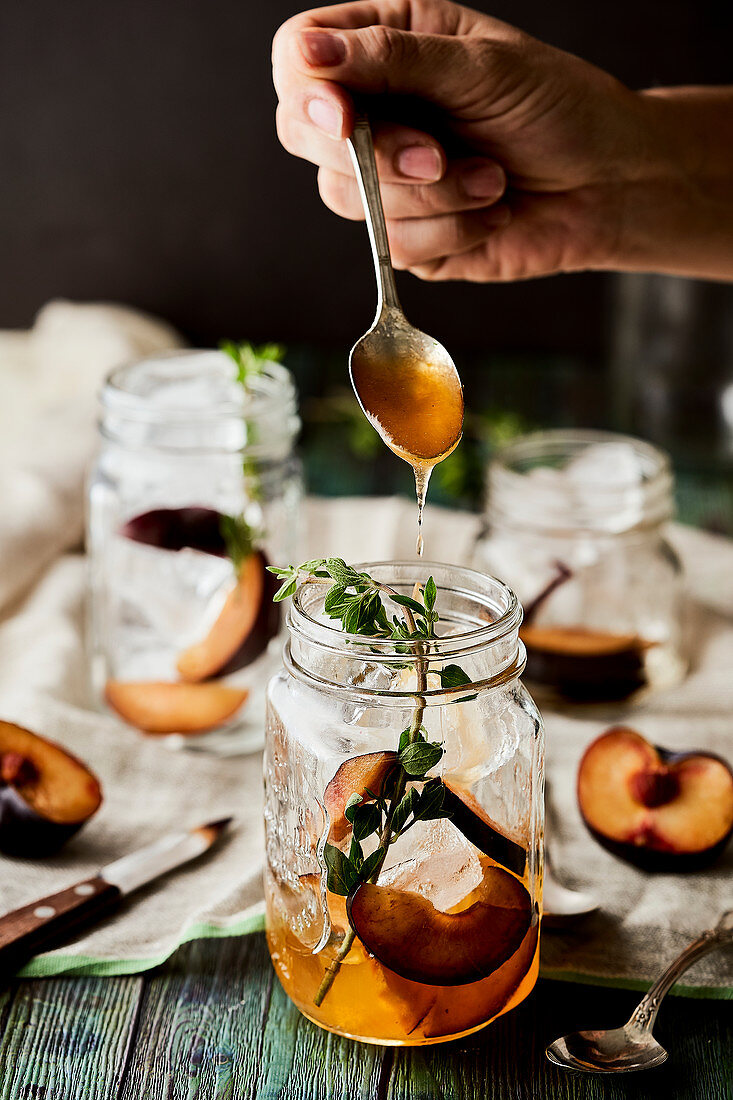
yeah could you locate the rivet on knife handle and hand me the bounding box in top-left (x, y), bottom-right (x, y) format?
top-left (0, 876), bottom-right (120, 973)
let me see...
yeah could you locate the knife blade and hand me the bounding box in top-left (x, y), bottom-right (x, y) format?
top-left (0, 817), bottom-right (232, 973)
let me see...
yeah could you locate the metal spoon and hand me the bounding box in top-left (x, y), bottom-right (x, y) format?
top-left (543, 781), bottom-right (599, 926)
top-left (546, 909), bottom-right (733, 1073)
top-left (346, 116), bottom-right (463, 467)
top-left (543, 839), bottom-right (599, 926)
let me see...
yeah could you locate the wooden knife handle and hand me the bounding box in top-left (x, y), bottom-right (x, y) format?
top-left (0, 876), bottom-right (121, 974)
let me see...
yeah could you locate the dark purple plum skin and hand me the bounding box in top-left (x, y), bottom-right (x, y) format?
top-left (0, 787), bottom-right (83, 857)
top-left (585, 823), bottom-right (733, 872)
top-left (120, 507), bottom-right (228, 556)
top-left (440, 784), bottom-right (527, 876)
top-left (581, 744), bottom-right (733, 872)
top-left (522, 642), bottom-right (647, 702)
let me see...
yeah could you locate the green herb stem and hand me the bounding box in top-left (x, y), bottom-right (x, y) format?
top-left (269, 560), bottom-right (452, 1011)
top-left (314, 610), bottom-right (427, 1008)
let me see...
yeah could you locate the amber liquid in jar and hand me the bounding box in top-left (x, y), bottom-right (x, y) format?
top-left (266, 857), bottom-right (539, 1045)
top-left (351, 351), bottom-right (464, 555)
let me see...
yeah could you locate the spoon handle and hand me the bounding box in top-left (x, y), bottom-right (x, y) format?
top-left (347, 114), bottom-right (402, 316)
top-left (629, 909), bottom-right (733, 1032)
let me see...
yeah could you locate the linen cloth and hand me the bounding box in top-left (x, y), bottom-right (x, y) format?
top-left (0, 306), bottom-right (731, 994)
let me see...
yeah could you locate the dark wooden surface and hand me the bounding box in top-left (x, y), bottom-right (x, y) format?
top-left (0, 933), bottom-right (729, 1099)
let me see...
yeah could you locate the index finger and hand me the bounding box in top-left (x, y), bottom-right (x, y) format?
top-left (271, 0), bottom-right (467, 118)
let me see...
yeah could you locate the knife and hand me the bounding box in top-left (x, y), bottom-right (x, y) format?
top-left (0, 817), bottom-right (232, 973)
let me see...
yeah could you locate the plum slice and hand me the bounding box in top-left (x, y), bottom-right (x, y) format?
top-left (122, 507), bottom-right (280, 679)
top-left (440, 781), bottom-right (527, 875)
top-left (176, 551), bottom-right (280, 681)
top-left (347, 863), bottom-right (532, 986)
top-left (520, 625), bottom-right (648, 701)
top-left (577, 726), bottom-right (733, 870)
top-left (105, 681), bottom-right (248, 734)
top-left (120, 506), bottom-right (228, 556)
top-left (417, 919), bottom-right (539, 1038)
top-left (0, 721), bottom-right (102, 857)
top-left (324, 751), bottom-right (398, 844)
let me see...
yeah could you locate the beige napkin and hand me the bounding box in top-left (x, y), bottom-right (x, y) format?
top-left (0, 307), bottom-right (731, 992)
top-left (0, 300), bottom-right (181, 616)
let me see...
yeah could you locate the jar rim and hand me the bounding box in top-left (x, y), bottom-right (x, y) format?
top-left (285, 560), bottom-right (525, 700)
top-left (101, 348), bottom-right (298, 423)
top-left (487, 429), bottom-right (674, 535)
top-left (99, 348), bottom-right (300, 456)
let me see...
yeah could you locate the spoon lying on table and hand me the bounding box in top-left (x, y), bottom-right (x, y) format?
top-left (542, 839), bottom-right (599, 926)
top-left (542, 782), bottom-right (599, 926)
top-left (346, 115), bottom-right (464, 552)
top-left (546, 909), bottom-right (733, 1073)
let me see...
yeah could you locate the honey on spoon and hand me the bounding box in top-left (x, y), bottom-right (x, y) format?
top-left (346, 115), bottom-right (464, 555)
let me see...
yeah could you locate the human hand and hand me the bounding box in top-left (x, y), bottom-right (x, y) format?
top-left (272, 0), bottom-right (664, 282)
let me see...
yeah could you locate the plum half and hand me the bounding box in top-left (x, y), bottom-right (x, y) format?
top-left (0, 721), bottom-right (102, 857)
top-left (105, 681), bottom-right (249, 734)
top-left (347, 862), bottom-right (532, 986)
top-left (577, 726), bottom-right (733, 870)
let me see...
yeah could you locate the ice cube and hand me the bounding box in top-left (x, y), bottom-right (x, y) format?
top-left (565, 442), bottom-right (644, 488)
top-left (379, 818), bottom-right (484, 912)
top-left (110, 536), bottom-right (233, 644)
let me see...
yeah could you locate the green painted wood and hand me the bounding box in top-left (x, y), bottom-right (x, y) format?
top-left (120, 935), bottom-right (384, 1100)
top-left (0, 974), bottom-right (143, 1100)
top-left (0, 934), bottom-right (730, 1099)
top-left (388, 977), bottom-right (733, 1100)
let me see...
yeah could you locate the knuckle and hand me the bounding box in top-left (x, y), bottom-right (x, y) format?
top-left (364, 25), bottom-right (406, 71)
top-left (409, 182), bottom-right (442, 214)
top-left (443, 213), bottom-right (475, 254)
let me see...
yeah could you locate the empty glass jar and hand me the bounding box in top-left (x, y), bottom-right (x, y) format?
top-left (265, 561), bottom-right (543, 1045)
top-left (474, 430), bottom-right (686, 703)
top-left (87, 348), bottom-right (302, 753)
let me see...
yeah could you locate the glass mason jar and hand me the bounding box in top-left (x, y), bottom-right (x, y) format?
top-left (265, 562), bottom-right (543, 1046)
top-left (87, 348), bottom-right (302, 753)
top-left (474, 430), bottom-right (686, 704)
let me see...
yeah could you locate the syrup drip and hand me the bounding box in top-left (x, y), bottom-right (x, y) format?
top-left (414, 463), bottom-right (432, 557)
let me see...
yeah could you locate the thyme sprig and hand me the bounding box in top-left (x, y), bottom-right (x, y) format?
top-left (268, 558), bottom-right (470, 1005)
top-left (220, 339), bottom-right (285, 388)
top-left (220, 340), bottom-right (287, 502)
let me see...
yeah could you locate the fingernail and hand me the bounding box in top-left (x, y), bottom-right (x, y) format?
top-left (462, 163), bottom-right (505, 199)
top-left (300, 29), bottom-right (346, 68)
top-left (307, 97), bottom-right (343, 138)
top-left (396, 146), bottom-right (443, 181)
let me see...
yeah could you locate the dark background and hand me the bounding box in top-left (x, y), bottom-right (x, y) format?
top-left (1, 1), bottom-right (731, 526)
top-left (1, 0), bottom-right (730, 351)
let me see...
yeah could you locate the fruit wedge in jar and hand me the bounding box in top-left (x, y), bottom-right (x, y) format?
top-left (267, 753), bottom-right (539, 1045)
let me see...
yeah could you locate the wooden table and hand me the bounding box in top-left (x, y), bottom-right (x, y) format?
top-left (0, 933), bottom-right (729, 1099)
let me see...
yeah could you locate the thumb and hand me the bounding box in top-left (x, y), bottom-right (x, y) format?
top-left (297, 25), bottom-right (514, 115)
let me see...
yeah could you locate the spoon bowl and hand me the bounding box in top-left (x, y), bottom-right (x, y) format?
top-left (546, 909), bottom-right (733, 1074)
top-left (546, 1026), bottom-right (668, 1073)
top-left (542, 867), bottom-right (599, 926)
top-left (349, 316), bottom-right (463, 466)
